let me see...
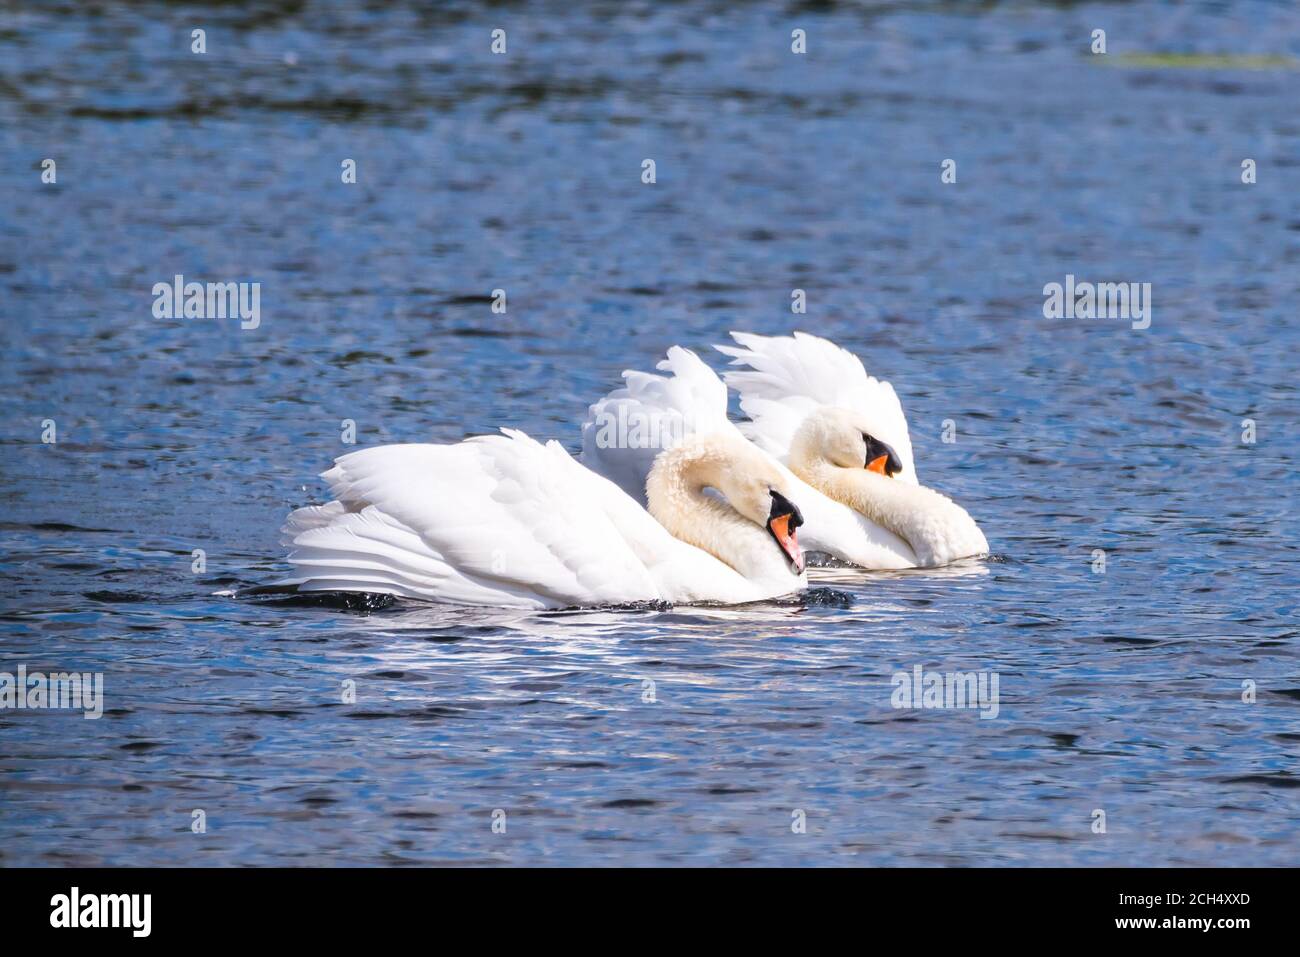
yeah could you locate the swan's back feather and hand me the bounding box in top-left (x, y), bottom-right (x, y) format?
top-left (282, 431), bottom-right (679, 608)
top-left (581, 346), bottom-right (734, 505)
top-left (716, 331), bottom-right (917, 481)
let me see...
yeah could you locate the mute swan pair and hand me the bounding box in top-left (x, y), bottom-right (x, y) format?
top-left (281, 429), bottom-right (805, 608)
top-left (583, 333), bottom-right (987, 569)
top-left (281, 332), bottom-right (987, 609)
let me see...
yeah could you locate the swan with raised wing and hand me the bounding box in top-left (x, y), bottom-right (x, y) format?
top-left (281, 428), bottom-right (807, 609)
top-left (717, 331), bottom-right (988, 567)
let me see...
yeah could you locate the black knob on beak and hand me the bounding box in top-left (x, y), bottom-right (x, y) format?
top-left (863, 434), bottom-right (903, 476)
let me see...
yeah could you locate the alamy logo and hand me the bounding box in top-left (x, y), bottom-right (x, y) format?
top-left (0, 664), bottom-right (103, 719)
top-left (891, 665), bottom-right (1000, 719)
top-left (152, 274), bottom-right (260, 329)
top-left (590, 406), bottom-right (699, 450)
top-left (50, 887), bottom-right (151, 937)
top-left (1042, 274), bottom-right (1151, 330)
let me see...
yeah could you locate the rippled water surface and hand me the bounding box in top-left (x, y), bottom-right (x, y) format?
top-left (2, 0), bottom-right (1298, 866)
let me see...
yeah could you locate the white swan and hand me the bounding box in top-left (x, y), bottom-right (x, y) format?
top-left (582, 346), bottom-right (918, 568)
top-left (717, 331), bottom-right (989, 567)
top-left (280, 429), bottom-right (807, 609)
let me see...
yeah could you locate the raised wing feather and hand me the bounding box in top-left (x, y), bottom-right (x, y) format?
top-left (282, 430), bottom-right (668, 608)
top-left (581, 346), bottom-right (735, 504)
top-left (716, 331), bottom-right (916, 481)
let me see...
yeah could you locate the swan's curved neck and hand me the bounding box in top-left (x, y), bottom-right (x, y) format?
top-left (646, 442), bottom-right (792, 587)
top-left (796, 462), bottom-right (985, 567)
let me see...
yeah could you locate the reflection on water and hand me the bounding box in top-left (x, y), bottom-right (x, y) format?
top-left (1, 0), bottom-right (1298, 865)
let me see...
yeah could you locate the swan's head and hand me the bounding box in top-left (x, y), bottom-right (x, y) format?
top-left (709, 442), bottom-right (807, 574)
top-left (789, 407), bottom-right (907, 480)
top-left (648, 434), bottom-right (807, 574)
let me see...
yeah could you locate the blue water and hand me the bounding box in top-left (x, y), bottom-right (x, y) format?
top-left (2, 0), bottom-right (1298, 866)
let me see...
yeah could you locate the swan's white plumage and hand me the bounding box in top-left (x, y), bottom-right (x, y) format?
top-left (285, 432), bottom-right (655, 607)
top-left (716, 331), bottom-right (918, 483)
top-left (282, 429), bottom-right (783, 608)
top-left (580, 346), bottom-right (917, 568)
top-left (581, 346), bottom-right (731, 505)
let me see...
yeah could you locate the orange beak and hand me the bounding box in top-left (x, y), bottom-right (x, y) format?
top-left (867, 454), bottom-right (890, 475)
top-left (767, 512), bottom-right (804, 574)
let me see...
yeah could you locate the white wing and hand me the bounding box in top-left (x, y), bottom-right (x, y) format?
top-left (282, 430), bottom-right (699, 609)
top-left (581, 346), bottom-right (736, 505)
top-left (716, 331), bottom-right (917, 482)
